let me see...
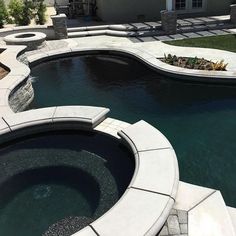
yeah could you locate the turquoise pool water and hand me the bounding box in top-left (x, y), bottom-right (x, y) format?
top-left (0, 131), bottom-right (134, 236)
top-left (30, 54), bottom-right (236, 207)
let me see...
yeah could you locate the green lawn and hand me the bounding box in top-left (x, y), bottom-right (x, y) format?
top-left (164, 34), bottom-right (236, 53)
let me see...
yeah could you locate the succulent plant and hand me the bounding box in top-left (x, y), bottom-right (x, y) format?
top-left (161, 54), bottom-right (228, 71)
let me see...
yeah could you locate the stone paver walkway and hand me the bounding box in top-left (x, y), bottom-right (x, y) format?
top-left (158, 209), bottom-right (188, 236)
top-left (135, 28), bottom-right (233, 43)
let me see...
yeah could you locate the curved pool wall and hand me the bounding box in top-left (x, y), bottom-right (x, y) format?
top-left (0, 106), bottom-right (179, 235)
top-left (0, 45), bottom-right (33, 114)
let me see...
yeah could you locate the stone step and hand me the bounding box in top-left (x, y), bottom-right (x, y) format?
top-left (68, 29), bottom-right (166, 38)
top-left (173, 182), bottom-right (236, 236)
top-left (228, 206), bottom-right (236, 233)
top-left (188, 191), bottom-right (235, 236)
top-left (67, 24), bottom-right (163, 33)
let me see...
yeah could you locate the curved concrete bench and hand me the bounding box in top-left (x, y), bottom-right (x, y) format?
top-left (0, 106), bottom-right (179, 236)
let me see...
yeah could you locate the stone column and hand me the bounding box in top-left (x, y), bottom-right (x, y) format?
top-left (161, 10), bottom-right (177, 35)
top-left (230, 4), bottom-right (236, 24)
top-left (51, 14), bottom-right (68, 39)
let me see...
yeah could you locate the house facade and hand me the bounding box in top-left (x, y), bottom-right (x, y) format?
top-left (96, 0), bottom-right (232, 22)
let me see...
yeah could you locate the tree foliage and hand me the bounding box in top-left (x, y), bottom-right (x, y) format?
top-left (35, 0), bottom-right (47, 25)
top-left (0, 0), bottom-right (8, 28)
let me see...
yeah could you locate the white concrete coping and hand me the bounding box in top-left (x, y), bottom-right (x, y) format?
top-left (118, 120), bottom-right (172, 153)
top-left (91, 188), bottom-right (174, 236)
top-left (1, 106), bottom-right (109, 132)
top-left (53, 106), bottom-right (110, 127)
top-left (87, 120), bottom-right (179, 236)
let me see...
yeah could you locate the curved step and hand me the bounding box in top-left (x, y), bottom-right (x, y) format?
top-left (174, 182), bottom-right (236, 236)
top-left (188, 190), bottom-right (235, 236)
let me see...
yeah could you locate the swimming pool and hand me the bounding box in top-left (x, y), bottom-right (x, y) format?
top-left (30, 54), bottom-right (236, 207)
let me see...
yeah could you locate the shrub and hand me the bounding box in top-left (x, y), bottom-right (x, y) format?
top-left (35, 0), bottom-right (47, 25)
top-left (8, 0), bottom-right (34, 25)
top-left (21, 0), bottom-right (34, 25)
top-left (8, 0), bottom-right (24, 25)
top-left (0, 0), bottom-right (8, 28)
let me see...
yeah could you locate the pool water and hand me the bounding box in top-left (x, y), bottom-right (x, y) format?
top-left (0, 131), bottom-right (134, 236)
top-left (30, 55), bottom-right (236, 207)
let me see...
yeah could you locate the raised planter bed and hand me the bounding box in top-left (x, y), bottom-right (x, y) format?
top-left (160, 54), bottom-right (228, 71)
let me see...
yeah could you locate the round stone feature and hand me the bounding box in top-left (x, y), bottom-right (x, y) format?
top-left (4, 32), bottom-right (46, 51)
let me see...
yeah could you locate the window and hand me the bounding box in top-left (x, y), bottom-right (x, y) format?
top-left (175, 0), bottom-right (186, 10)
top-left (175, 0), bottom-right (205, 12)
top-left (192, 0), bottom-right (203, 8)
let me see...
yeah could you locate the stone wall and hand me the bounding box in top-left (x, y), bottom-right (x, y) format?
top-left (230, 4), bottom-right (236, 24)
top-left (161, 10), bottom-right (177, 35)
top-left (9, 79), bottom-right (34, 112)
top-left (51, 14), bottom-right (68, 39)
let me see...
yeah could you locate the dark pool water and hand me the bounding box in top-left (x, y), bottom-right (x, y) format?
top-left (30, 55), bottom-right (236, 207)
top-left (0, 131), bottom-right (134, 236)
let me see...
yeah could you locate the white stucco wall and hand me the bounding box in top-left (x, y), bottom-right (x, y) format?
top-left (96, 0), bottom-right (166, 23)
top-left (96, 0), bottom-right (231, 23)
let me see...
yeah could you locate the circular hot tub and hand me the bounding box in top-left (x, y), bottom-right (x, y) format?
top-left (0, 105), bottom-right (179, 236)
top-left (4, 32), bottom-right (46, 51)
